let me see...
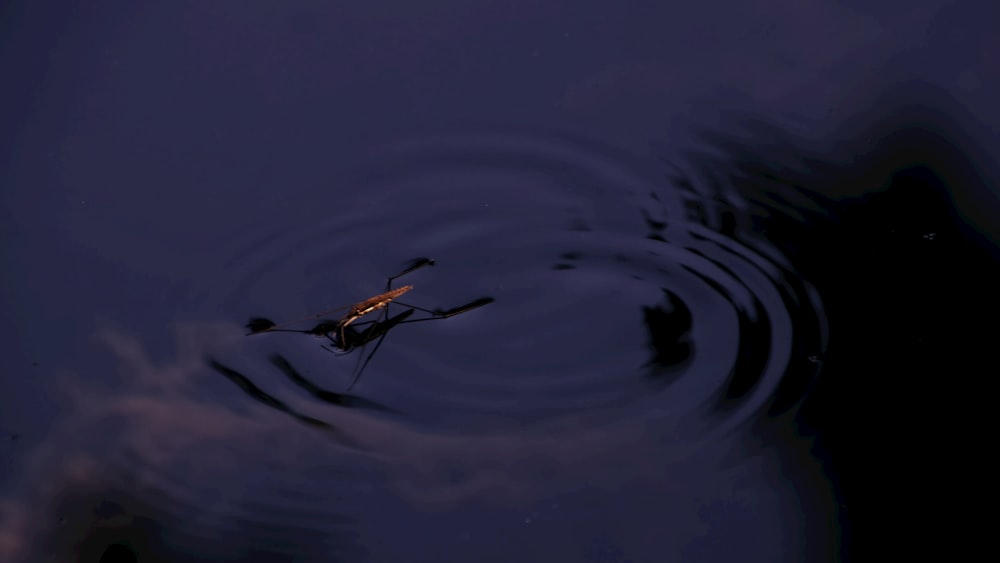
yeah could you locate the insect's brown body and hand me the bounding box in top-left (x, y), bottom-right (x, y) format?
top-left (332, 285), bottom-right (413, 344)
top-left (339, 285), bottom-right (412, 330)
top-left (246, 257), bottom-right (493, 390)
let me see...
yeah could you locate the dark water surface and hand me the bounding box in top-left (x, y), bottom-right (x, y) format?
top-left (2, 2), bottom-right (998, 562)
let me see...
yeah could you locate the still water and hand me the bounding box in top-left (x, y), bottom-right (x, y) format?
top-left (2, 2), bottom-right (998, 562)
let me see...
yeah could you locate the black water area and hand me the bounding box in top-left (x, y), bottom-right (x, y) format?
top-left (2, 2), bottom-right (997, 562)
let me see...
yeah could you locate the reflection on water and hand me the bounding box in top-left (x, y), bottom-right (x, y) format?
top-left (3, 92), bottom-right (998, 561)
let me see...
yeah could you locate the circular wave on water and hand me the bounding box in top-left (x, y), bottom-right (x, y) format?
top-left (2, 127), bottom-right (834, 562)
top-left (210, 129), bottom-right (826, 439)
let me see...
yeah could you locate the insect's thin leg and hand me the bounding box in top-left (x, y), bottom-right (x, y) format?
top-left (331, 318), bottom-right (379, 331)
top-left (344, 288), bottom-right (404, 390)
top-left (385, 257), bottom-right (436, 290)
top-left (334, 316), bottom-right (378, 351)
top-left (394, 297), bottom-right (495, 323)
top-left (343, 318), bottom-right (385, 391)
top-left (342, 259), bottom-right (431, 389)
top-left (246, 302), bottom-right (352, 335)
top-left (346, 325), bottom-right (391, 391)
top-left (348, 299), bottom-right (488, 388)
top-left (343, 307), bottom-right (415, 391)
top-left (389, 301), bottom-right (440, 315)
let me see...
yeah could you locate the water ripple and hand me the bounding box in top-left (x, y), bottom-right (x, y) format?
top-left (1, 128), bottom-right (831, 562)
top-left (213, 129), bottom-right (827, 439)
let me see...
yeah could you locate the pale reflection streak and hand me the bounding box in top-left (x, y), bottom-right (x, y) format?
top-left (0, 321), bottom-right (766, 561)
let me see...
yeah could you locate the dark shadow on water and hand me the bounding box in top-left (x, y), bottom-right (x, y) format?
top-left (674, 82), bottom-right (1000, 559)
top-left (207, 358), bottom-right (341, 430)
top-left (29, 479), bottom-right (366, 563)
top-left (100, 543), bottom-right (137, 563)
top-left (7, 83), bottom-right (994, 563)
top-left (269, 354), bottom-right (399, 413)
top-left (641, 287), bottom-right (693, 381)
top-left (206, 356), bottom-right (393, 449)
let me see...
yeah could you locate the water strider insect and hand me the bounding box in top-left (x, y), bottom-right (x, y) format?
top-left (246, 258), bottom-right (493, 390)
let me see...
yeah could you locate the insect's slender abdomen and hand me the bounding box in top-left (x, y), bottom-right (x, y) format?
top-left (244, 259), bottom-right (493, 392)
top-left (349, 285), bottom-right (413, 318)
